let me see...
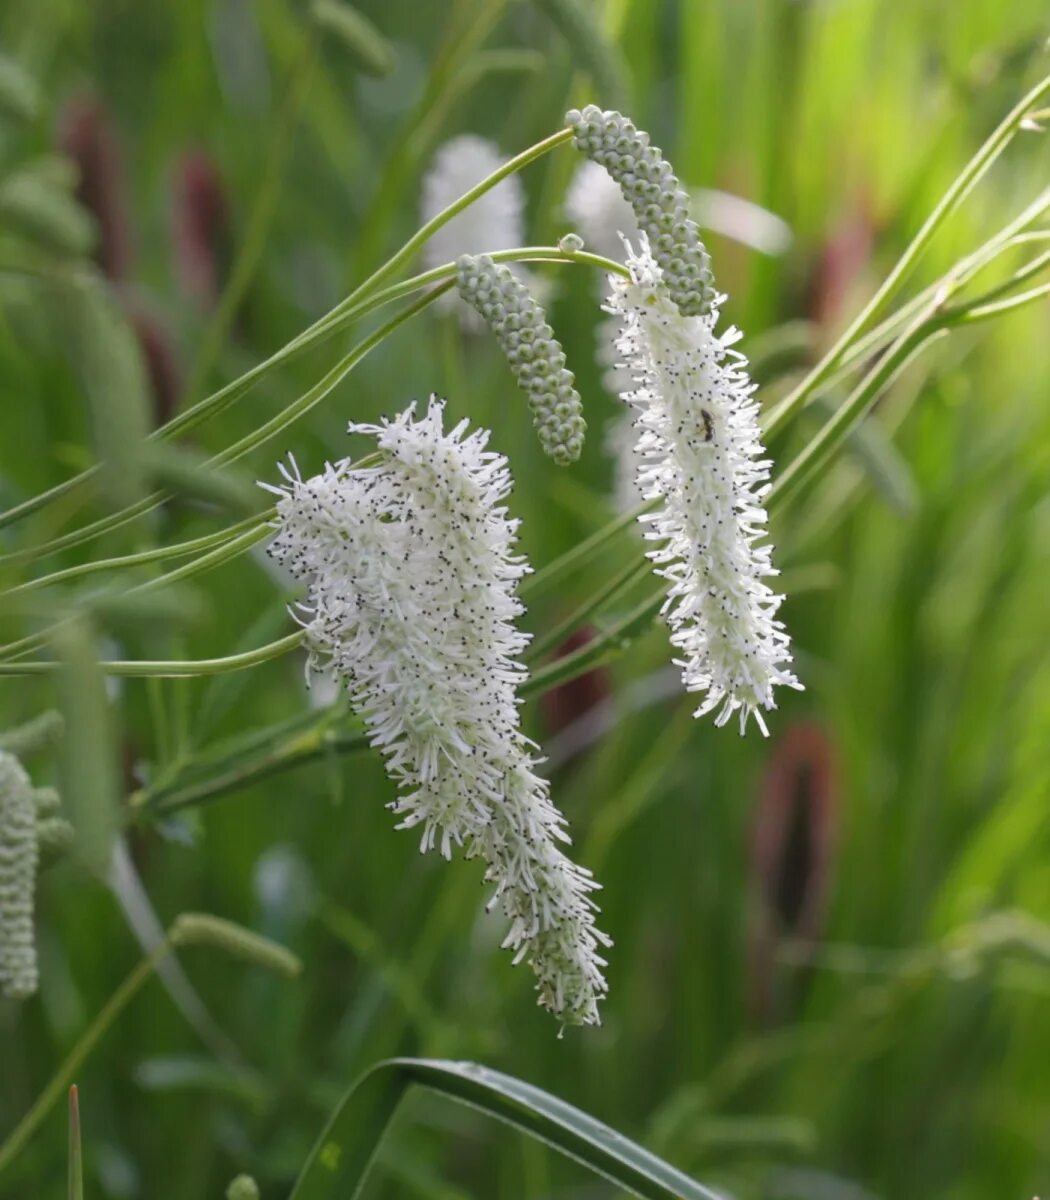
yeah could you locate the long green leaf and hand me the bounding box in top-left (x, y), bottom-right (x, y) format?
top-left (291, 1057), bottom-right (721, 1200)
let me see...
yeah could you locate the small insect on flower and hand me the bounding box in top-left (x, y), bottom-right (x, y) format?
top-left (263, 399), bottom-right (610, 1026)
top-left (607, 234), bottom-right (802, 734)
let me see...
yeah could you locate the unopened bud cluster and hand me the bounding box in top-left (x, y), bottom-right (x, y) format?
top-left (456, 254), bottom-right (586, 465)
top-left (566, 105), bottom-right (714, 316)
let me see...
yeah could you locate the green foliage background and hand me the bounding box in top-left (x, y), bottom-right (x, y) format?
top-left (1, 1), bottom-right (1049, 1198)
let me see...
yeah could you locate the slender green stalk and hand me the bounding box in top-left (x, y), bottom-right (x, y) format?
top-left (0, 288), bottom-right (446, 568)
top-left (0, 241), bottom-right (617, 541)
top-left (2, 510), bottom-right (274, 598)
top-left (528, 557), bottom-right (650, 663)
top-left (180, 28), bottom-right (318, 407)
top-left (521, 501), bottom-right (650, 599)
top-left (342, 126), bottom-right (575, 311)
top-left (351, 0), bottom-right (508, 270)
top-left (142, 723), bottom-right (368, 816)
top-left (951, 279), bottom-right (1050, 323)
top-left (0, 630), bottom-right (305, 677)
top-left (763, 69), bottom-right (1050, 438)
top-left (0, 943), bottom-right (172, 1175)
top-left (132, 523), bottom-right (272, 594)
top-left (770, 315), bottom-right (947, 509)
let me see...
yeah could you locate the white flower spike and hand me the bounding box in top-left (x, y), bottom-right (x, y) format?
top-left (264, 399), bottom-right (610, 1025)
top-left (607, 235), bottom-right (802, 734)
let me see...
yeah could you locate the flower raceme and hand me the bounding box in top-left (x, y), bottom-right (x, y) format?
top-left (263, 399), bottom-right (610, 1026)
top-left (456, 253), bottom-right (586, 465)
top-left (607, 235), bottom-right (802, 734)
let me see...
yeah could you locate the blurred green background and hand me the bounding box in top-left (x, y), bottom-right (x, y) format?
top-left (1, 1), bottom-right (1049, 1198)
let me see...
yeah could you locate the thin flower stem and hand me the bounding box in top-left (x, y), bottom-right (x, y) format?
top-left (520, 501), bottom-right (651, 598)
top-left (763, 68), bottom-right (1050, 438)
top-left (769, 314), bottom-right (947, 509)
top-left (528, 557), bottom-right (650, 664)
top-left (522, 588), bottom-right (665, 700)
top-left (0, 288), bottom-right (447, 568)
top-left (0, 630), bottom-right (305, 677)
top-left (140, 723), bottom-right (369, 816)
top-left (2, 510), bottom-right (275, 597)
top-left (0, 236), bottom-right (615, 539)
top-left (339, 126), bottom-right (575, 310)
top-left (0, 942), bottom-right (173, 1176)
top-left (132, 523), bottom-right (273, 593)
top-left (950, 279), bottom-right (1050, 323)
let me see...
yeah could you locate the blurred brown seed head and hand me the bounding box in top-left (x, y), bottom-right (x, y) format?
top-left (539, 626), bottom-right (612, 740)
top-left (805, 204), bottom-right (875, 342)
top-left (172, 150), bottom-right (231, 308)
top-left (57, 95), bottom-right (134, 281)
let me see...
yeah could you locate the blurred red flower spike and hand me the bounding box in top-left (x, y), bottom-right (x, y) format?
top-left (58, 95), bottom-right (134, 282)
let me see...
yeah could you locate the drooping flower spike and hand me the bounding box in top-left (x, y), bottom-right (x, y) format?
top-left (264, 399), bottom-right (609, 1025)
top-left (607, 235), bottom-right (802, 734)
top-left (456, 254), bottom-right (587, 465)
top-left (566, 105), bottom-right (714, 317)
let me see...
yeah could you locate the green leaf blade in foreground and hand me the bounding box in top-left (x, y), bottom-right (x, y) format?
top-left (291, 1057), bottom-right (722, 1200)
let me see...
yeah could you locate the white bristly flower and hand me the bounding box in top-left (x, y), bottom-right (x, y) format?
top-left (263, 399), bottom-right (610, 1025)
top-left (607, 235), bottom-right (802, 734)
top-left (0, 750), bottom-right (39, 1000)
top-left (421, 135), bottom-right (526, 330)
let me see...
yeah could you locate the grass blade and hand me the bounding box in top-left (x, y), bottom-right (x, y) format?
top-left (291, 1057), bottom-right (722, 1200)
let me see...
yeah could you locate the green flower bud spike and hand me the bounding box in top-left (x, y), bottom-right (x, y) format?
top-left (455, 253), bottom-right (587, 465)
top-left (565, 105), bottom-right (715, 316)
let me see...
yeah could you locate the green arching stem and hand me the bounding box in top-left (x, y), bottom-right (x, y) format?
top-left (951, 278), bottom-right (1050, 323)
top-left (521, 500), bottom-right (650, 599)
top-left (763, 68), bottom-right (1050, 439)
top-left (769, 316), bottom-right (947, 511)
top-left (0, 246), bottom-right (623, 560)
top-left (0, 118), bottom-right (582, 533)
top-left (142, 723), bottom-right (370, 817)
top-left (0, 287), bottom-right (448, 571)
top-left (527, 556), bottom-right (650, 664)
top-left (0, 630), bottom-right (306, 677)
top-left (339, 125), bottom-right (575, 312)
top-left (2, 510), bottom-right (275, 598)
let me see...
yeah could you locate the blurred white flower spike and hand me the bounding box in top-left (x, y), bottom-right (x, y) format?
top-left (607, 235), bottom-right (802, 734)
top-left (264, 399), bottom-right (610, 1026)
top-left (421, 135), bottom-right (526, 329)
